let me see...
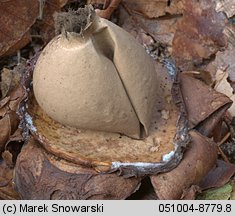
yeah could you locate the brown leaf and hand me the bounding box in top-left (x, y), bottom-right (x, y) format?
top-left (172, 0), bottom-right (227, 70)
top-left (8, 86), bottom-right (25, 111)
top-left (0, 112), bottom-right (20, 155)
top-left (199, 160), bottom-right (235, 190)
top-left (0, 160), bottom-right (12, 187)
top-left (95, 0), bottom-right (121, 19)
top-left (59, 0), bottom-right (69, 7)
top-left (223, 24), bottom-right (235, 47)
top-left (5, 128), bottom-right (24, 148)
top-left (215, 0), bottom-right (235, 18)
top-left (119, 2), bottom-right (180, 46)
top-left (2, 32), bottom-right (31, 57)
top-left (0, 84), bottom-right (25, 155)
top-left (122, 0), bottom-right (183, 18)
top-left (8, 111), bottom-right (19, 134)
top-left (0, 96), bottom-right (10, 110)
top-left (150, 130), bottom-right (217, 200)
top-left (178, 73), bottom-right (232, 136)
top-left (87, 0), bottom-right (110, 8)
top-left (14, 138), bottom-right (141, 200)
top-left (0, 160), bottom-right (20, 199)
top-left (1, 66), bottom-right (24, 100)
top-left (0, 0), bottom-right (39, 57)
top-left (0, 115), bottom-right (11, 153)
top-left (0, 68), bottom-right (13, 99)
top-left (2, 151), bottom-right (13, 169)
top-left (181, 185), bottom-right (201, 200)
top-left (206, 41), bottom-right (235, 87)
top-left (214, 69), bottom-right (235, 116)
top-left (206, 42), bottom-right (235, 116)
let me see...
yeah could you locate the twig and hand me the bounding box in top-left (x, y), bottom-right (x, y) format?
top-left (217, 146), bottom-right (230, 163)
top-left (217, 132), bottom-right (231, 147)
top-left (17, 50), bottom-right (21, 64)
top-left (217, 131), bottom-right (231, 163)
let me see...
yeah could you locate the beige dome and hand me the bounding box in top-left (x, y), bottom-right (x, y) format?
top-left (33, 10), bottom-right (158, 139)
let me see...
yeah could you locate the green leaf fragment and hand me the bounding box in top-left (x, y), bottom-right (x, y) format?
top-left (231, 182), bottom-right (235, 200)
top-left (197, 183), bottom-right (233, 200)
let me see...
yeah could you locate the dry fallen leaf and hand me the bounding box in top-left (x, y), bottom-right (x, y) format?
top-left (206, 42), bottom-right (235, 87)
top-left (14, 138), bottom-right (141, 200)
top-left (0, 68), bottom-right (12, 99)
top-left (122, 0), bottom-right (183, 18)
top-left (206, 42), bottom-right (235, 117)
top-left (0, 0), bottom-right (39, 56)
top-left (199, 160), bottom-right (235, 190)
top-left (0, 160), bottom-right (20, 199)
top-left (223, 24), bottom-right (235, 47)
top-left (87, 0), bottom-right (110, 7)
top-left (119, 1), bottom-right (180, 47)
top-left (0, 85), bottom-right (25, 155)
top-left (95, 0), bottom-right (121, 19)
top-left (0, 115), bottom-right (11, 153)
top-left (2, 151), bottom-right (13, 169)
top-left (2, 128), bottom-right (24, 168)
top-left (215, 0), bottom-right (235, 18)
top-left (214, 69), bottom-right (235, 116)
top-left (0, 65), bottom-right (23, 100)
top-left (150, 131), bottom-right (218, 200)
top-left (172, 0), bottom-right (227, 70)
top-left (176, 73), bottom-right (232, 136)
top-left (181, 185), bottom-right (201, 200)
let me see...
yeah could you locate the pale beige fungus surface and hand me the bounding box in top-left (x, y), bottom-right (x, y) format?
top-left (33, 11), bottom-right (158, 139)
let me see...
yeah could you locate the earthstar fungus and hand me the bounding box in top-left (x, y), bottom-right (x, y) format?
top-left (8, 6), bottom-right (231, 199)
top-left (16, 6), bottom-right (188, 176)
top-left (33, 5), bottom-right (158, 139)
